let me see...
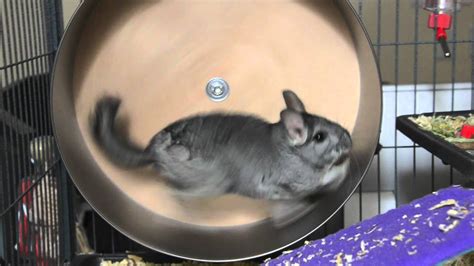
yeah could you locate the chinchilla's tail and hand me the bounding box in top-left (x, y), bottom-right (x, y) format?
top-left (90, 96), bottom-right (154, 168)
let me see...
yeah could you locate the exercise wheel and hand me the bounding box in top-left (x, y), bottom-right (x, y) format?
top-left (52, 0), bottom-right (381, 261)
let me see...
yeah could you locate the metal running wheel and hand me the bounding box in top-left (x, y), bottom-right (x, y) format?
top-left (52, 0), bottom-right (381, 261)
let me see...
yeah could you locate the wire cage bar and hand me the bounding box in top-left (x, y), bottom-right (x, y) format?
top-left (0, 0), bottom-right (67, 265)
top-left (347, 0), bottom-right (473, 229)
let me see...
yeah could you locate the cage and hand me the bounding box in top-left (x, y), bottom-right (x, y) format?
top-left (0, 0), bottom-right (473, 265)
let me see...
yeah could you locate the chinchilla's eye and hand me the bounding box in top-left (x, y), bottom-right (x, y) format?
top-left (313, 131), bottom-right (326, 143)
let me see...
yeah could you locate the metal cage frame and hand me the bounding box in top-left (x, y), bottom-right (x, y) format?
top-left (0, 0), bottom-right (473, 264)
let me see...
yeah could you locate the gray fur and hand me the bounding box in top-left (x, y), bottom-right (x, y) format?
top-left (90, 90), bottom-right (352, 225)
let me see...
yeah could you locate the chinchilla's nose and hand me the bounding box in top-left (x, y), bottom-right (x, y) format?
top-left (339, 130), bottom-right (352, 150)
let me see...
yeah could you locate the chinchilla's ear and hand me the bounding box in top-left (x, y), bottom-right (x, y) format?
top-left (283, 90), bottom-right (306, 113)
top-left (280, 109), bottom-right (308, 146)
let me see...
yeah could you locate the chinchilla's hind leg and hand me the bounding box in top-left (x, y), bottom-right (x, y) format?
top-left (270, 200), bottom-right (312, 228)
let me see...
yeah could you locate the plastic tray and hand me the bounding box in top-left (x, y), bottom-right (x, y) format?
top-left (396, 110), bottom-right (474, 176)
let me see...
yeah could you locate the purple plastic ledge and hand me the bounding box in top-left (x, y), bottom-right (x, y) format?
top-left (264, 186), bottom-right (474, 266)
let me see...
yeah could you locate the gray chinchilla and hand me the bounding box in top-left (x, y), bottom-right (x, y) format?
top-left (90, 90), bottom-right (352, 226)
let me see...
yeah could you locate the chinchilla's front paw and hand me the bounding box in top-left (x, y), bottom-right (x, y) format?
top-left (320, 159), bottom-right (350, 192)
